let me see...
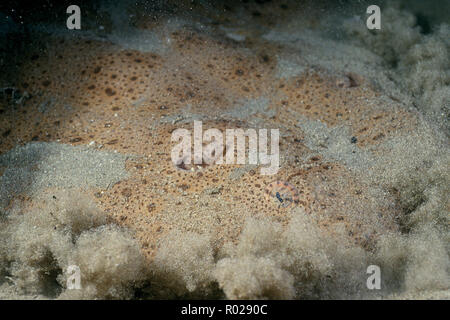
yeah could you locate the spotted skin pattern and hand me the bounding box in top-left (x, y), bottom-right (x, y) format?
top-left (265, 180), bottom-right (300, 208)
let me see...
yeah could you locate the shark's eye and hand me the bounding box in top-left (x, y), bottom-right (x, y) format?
top-left (173, 155), bottom-right (209, 172)
top-left (265, 180), bottom-right (299, 208)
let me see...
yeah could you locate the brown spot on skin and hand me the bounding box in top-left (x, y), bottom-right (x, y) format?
top-left (2, 129), bottom-right (11, 138)
top-left (105, 88), bottom-right (116, 96)
top-left (93, 66), bottom-right (102, 74)
top-left (106, 139), bottom-right (119, 145)
top-left (265, 181), bottom-right (300, 209)
top-left (373, 133), bottom-right (385, 141)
